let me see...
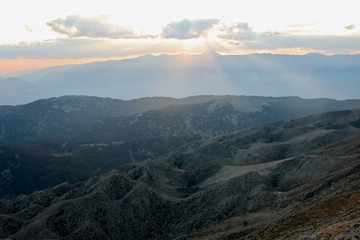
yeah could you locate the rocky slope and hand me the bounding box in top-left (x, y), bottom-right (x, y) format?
top-left (1, 109), bottom-right (360, 239)
top-left (74, 95), bottom-right (360, 166)
top-left (165, 109), bottom-right (360, 169)
top-left (2, 96), bottom-right (360, 199)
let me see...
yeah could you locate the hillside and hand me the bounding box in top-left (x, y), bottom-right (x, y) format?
top-left (2, 94), bottom-right (360, 144)
top-left (1, 96), bottom-right (360, 198)
top-left (82, 95), bottom-right (360, 143)
top-left (0, 95), bottom-right (178, 143)
top-left (1, 109), bottom-right (360, 239)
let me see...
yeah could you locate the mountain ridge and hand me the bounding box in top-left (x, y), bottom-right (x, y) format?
top-left (1, 108), bottom-right (360, 239)
top-left (1, 96), bottom-right (360, 199)
top-left (2, 53), bottom-right (360, 104)
top-left (3, 95), bottom-right (360, 144)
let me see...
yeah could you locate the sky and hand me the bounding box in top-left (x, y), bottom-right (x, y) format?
top-left (1, 0), bottom-right (360, 75)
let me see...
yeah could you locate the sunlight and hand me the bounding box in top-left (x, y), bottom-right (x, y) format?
top-left (181, 38), bottom-right (208, 54)
top-left (206, 30), bottom-right (219, 41)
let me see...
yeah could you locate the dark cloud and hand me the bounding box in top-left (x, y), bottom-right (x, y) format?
top-left (161, 19), bottom-right (220, 39)
top-left (344, 25), bottom-right (356, 30)
top-left (47, 15), bottom-right (151, 39)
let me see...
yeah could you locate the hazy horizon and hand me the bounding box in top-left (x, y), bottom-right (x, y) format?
top-left (1, 51), bottom-right (360, 78)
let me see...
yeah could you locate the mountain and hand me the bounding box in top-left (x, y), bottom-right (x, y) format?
top-left (16, 64), bottom-right (77, 82)
top-left (3, 94), bottom-right (360, 144)
top-left (82, 95), bottom-right (360, 143)
top-left (2, 53), bottom-right (360, 105)
top-left (0, 105), bottom-right (17, 117)
top-left (0, 95), bottom-right (179, 143)
top-left (0, 78), bottom-right (36, 105)
top-left (165, 109), bottom-right (360, 169)
top-left (1, 109), bottom-right (360, 239)
top-left (2, 95), bottom-right (360, 199)
top-left (73, 95), bottom-right (360, 165)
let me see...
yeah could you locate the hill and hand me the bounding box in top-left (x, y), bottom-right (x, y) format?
top-left (0, 95), bottom-right (177, 143)
top-left (1, 95), bottom-right (360, 198)
top-left (1, 109), bottom-right (360, 239)
top-left (2, 94), bottom-right (360, 144)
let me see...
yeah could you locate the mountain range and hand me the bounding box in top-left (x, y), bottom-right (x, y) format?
top-left (1, 52), bottom-right (360, 105)
top-left (1, 105), bottom-right (360, 239)
top-left (1, 95), bottom-right (360, 200)
top-left (2, 95), bottom-right (360, 144)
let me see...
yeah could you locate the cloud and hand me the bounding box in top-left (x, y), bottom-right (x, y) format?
top-left (286, 23), bottom-right (320, 34)
top-left (217, 22), bottom-right (255, 40)
top-left (47, 15), bottom-right (150, 39)
top-left (344, 25), bottom-right (356, 30)
top-left (2, 18), bottom-right (360, 59)
top-left (217, 22), bottom-right (280, 40)
top-left (216, 22), bottom-right (360, 52)
top-left (242, 35), bottom-right (360, 51)
top-left (0, 38), bottom-right (188, 59)
top-left (2, 33), bottom-right (360, 60)
top-left (161, 19), bottom-right (220, 39)
top-left (25, 25), bottom-right (34, 33)
top-left (0, 39), bottom-right (105, 59)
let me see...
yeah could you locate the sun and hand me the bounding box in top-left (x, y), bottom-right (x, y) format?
top-left (180, 30), bottom-right (222, 54)
top-left (181, 38), bottom-right (208, 53)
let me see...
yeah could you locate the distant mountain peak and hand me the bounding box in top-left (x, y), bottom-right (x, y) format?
top-left (305, 52), bottom-right (326, 57)
top-left (200, 50), bottom-right (221, 56)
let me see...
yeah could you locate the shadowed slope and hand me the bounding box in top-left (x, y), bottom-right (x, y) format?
top-left (1, 109), bottom-right (360, 239)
